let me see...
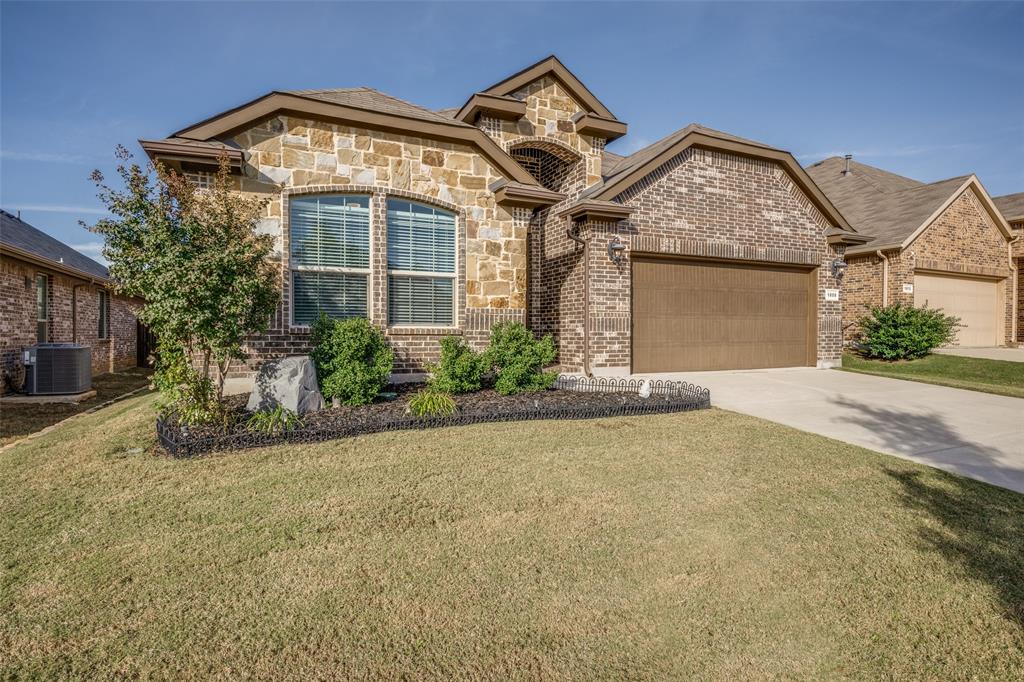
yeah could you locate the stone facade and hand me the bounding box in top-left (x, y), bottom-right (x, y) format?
top-left (218, 118), bottom-right (528, 376)
top-left (842, 187), bottom-right (1015, 346)
top-left (158, 62), bottom-right (851, 378)
top-left (0, 254), bottom-right (139, 392)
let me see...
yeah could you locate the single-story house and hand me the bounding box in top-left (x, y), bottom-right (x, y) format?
top-left (0, 210), bottom-right (141, 392)
top-left (806, 157), bottom-right (1018, 347)
top-left (141, 55), bottom-right (863, 378)
top-left (993, 192), bottom-right (1024, 343)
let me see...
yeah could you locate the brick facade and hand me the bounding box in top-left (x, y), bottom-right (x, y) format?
top-left (842, 187), bottom-right (1016, 346)
top-left (534, 147), bottom-right (845, 373)
top-left (1, 254), bottom-right (139, 392)
top-left (157, 62), bottom-right (849, 378)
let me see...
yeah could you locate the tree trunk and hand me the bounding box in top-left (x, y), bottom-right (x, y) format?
top-left (216, 357), bottom-right (231, 403)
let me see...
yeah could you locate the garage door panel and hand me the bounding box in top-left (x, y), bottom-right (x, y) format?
top-left (632, 258), bottom-right (815, 372)
top-left (914, 273), bottom-right (999, 347)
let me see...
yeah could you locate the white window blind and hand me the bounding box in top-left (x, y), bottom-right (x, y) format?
top-left (386, 199), bottom-right (455, 325)
top-left (289, 195), bottom-right (370, 325)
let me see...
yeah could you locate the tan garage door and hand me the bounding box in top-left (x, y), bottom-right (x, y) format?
top-left (914, 273), bottom-right (1000, 347)
top-left (632, 257), bottom-right (816, 372)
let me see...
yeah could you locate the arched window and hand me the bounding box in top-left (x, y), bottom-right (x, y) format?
top-left (289, 195), bottom-right (370, 325)
top-left (386, 199), bottom-right (456, 326)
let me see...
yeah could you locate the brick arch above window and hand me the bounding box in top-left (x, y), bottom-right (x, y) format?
top-left (506, 138), bottom-right (582, 193)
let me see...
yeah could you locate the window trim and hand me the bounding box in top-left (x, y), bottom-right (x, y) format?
top-left (385, 198), bottom-right (459, 329)
top-left (98, 289), bottom-right (110, 340)
top-left (287, 193), bottom-right (372, 328)
top-left (35, 273), bottom-right (48, 343)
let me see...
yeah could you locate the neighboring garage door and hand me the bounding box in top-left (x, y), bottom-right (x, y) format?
top-left (632, 257), bottom-right (816, 372)
top-left (914, 273), bottom-right (1000, 347)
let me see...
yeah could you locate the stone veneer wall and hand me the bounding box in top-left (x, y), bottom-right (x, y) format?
top-left (0, 255), bottom-right (138, 391)
top-left (221, 116), bottom-right (529, 376)
top-left (841, 188), bottom-right (1015, 345)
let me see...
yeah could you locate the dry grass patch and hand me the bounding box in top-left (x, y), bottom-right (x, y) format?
top-left (2, 393), bottom-right (1022, 679)
top-left (1, 367), bottom-right (153, 445)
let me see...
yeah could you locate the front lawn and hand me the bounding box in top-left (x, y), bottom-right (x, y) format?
top-left (2, 394), bottom-right (1022, 679)
top-left (840, 352), bottom-right (1024, 398)
top-left (0, 367), bottom-right (153, 446)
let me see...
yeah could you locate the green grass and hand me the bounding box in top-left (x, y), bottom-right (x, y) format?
top-left (2, 395), bottom-right (1023, 679)
top-left (1, 367), bottom-right (153, 445)
top-left (840, 352), bottom-right (1024, 398)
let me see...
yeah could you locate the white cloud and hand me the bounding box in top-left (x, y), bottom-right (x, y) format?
top-left (70, 242), bottom-right (109, 265)
top-left (0, 149), bottom-right (93, 164)
top-left (10, 204), bottom-right (107, 215)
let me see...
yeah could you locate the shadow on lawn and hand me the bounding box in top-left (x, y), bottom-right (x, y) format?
top-left (828, 395), bottom-right (1024, 626)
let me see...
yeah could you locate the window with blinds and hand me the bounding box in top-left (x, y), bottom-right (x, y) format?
top-left (290, 195), bottom-right (370, 325)
top-left (386, 199), bottom-right (456, 326)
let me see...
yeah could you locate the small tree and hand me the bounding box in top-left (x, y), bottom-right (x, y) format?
top-left (89, 147), bottom-right (278, 410)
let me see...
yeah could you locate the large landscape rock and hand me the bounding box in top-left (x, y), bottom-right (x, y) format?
top-left (247, 356), bottom-right (324, 415)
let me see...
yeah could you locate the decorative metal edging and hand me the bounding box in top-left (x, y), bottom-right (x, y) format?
top-left (156, 377), bottom-right (711, 458)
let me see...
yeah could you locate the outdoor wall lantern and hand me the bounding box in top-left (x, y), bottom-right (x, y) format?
top-left (607, 236), bottom-right (627, 264)
top-left (831, 257), bottom-right (848, 279)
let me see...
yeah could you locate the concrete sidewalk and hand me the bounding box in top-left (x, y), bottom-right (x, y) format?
top-left (933, 347), bottom-right (1024, 362)
top-left (635, 367), bottom-right (1024, 494)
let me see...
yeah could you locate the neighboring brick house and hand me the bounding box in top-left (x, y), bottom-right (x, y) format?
top-left (993, 192), bottom-right (1024, 343)
top-left (806, 158), bottom-right (1018, 347)
top-left (141, 55), bottom-right (861, 377)
top-left (0, 210), bottom-right (141, 392)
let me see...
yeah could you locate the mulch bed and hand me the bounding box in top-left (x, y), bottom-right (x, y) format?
top-left (157, 377), bottom-right (710, 458)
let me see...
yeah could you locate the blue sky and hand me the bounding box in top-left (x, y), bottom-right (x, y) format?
top-left (2, 1), bottom-right (1022, 263)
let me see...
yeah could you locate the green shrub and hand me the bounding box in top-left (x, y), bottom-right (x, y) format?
top-left (408, 389), bottom-right (457, 418)
top-left (246, 405), bottom-right (302, 435)
top-left (153, 342), bottom-right (221, 425)
top-left (856, 303), bottom-right (960, 360)
top-left (428, 336), bottom-right (490, 394)
top-left (486, 322), bottom-right (558, 395)
top-left (310, 314), bottom-right (394, 406)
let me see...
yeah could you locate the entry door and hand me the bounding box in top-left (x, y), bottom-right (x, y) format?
top-left (632, 257), bottom-right (816, 372)
top-left (914, 273), bottom-right (1000, 347)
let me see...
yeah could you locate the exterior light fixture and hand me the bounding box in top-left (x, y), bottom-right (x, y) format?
top-left (831, 257), bottom-right (848, 279)
top-left (607, 236), bottom-right (626, 264)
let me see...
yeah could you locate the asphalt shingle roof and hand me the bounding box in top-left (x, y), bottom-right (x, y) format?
top-left (0, 210), bottom-right (109, 280)
top-left (805, 157), bottom-right (971, 251)
top-left (993, 192), bottom-right (1024, 222)
top-left (287, 88), bottom-right (473, 127)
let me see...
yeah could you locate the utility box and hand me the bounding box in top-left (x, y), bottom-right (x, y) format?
top-left (23, 344), bottom-right (92, 395)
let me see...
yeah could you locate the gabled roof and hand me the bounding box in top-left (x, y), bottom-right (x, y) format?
top-left (285, 88), bottom-right (470, 126)
top-left (993, 192), bottom-right (1024, 223)
top-left (478, 55), bottom-right (619, 120)
top-left (580, 124), bottom-right (853, 232)
top-left (0, 210), bottom-right (109, 281)
top-left (156, 90), bottom-right (538, 186)
top-left (806, 157), bottom-right (1014, 254)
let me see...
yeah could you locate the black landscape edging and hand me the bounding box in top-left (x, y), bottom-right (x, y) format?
top-left (156, 376), bottom-right (711, 458)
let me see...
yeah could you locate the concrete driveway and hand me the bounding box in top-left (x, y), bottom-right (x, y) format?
top-left (636, 368), bottom-right (1024, 494)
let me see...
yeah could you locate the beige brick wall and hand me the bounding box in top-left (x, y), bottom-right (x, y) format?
top-left (842, 188), bottom-right (1015, 345)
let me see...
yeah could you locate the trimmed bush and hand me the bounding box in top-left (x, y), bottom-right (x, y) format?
top-left (486, 322), bottom-right (558, 395)
top-left (310, 315), bottom-right (394, 405)
top-left (428, 336), bottom-right (490, 394)
top-left (856, 303), bottom-right (959, 360)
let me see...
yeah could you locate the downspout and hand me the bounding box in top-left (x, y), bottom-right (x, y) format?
top-left (1009, 237), bottom-right (1019, 345)
top-left (566, 217), bottom-right (591, 377)
top-left (876, 250), bottom-right (889, 306)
